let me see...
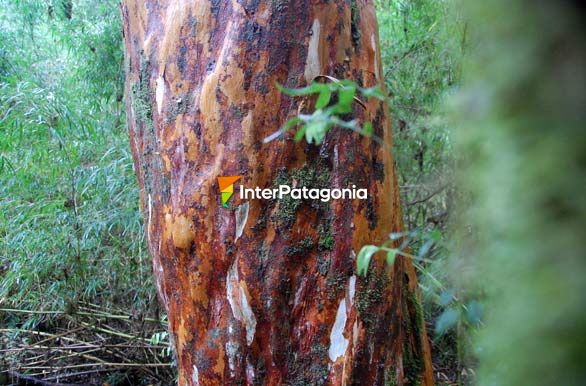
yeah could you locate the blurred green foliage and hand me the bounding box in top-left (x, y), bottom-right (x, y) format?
top-left (453, 1), bottom-right (586, 385)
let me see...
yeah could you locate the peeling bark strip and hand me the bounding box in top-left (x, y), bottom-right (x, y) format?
top-left (121, 1), bottom-right (433, 385)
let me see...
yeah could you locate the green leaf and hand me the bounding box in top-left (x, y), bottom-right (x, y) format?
top-left (465, 301), bottom-right (484, 325)
top-left (439, 289), bottom-right (455, 307)
top-left (276, 82), bottom-right (322, 96)
top-left (386, 249), bottom-right (397, 266)
top-left (304, 120), bottom-right (330, 144)
top-left (294, 125), bottom-right (307, 142)
top-left (315, 88), bottom-right (332, 109)
top-left (357, 245), bottom-right (379, 276)
top-left (360, 85), bottom-right (386, 100)
top-left (336, 85), bottom-right (356, 113)
top-left (430, 229), bottom-right (442, 242)
top-left (362, 122), bottom-right (373, 137)
top-left (418, 238), bottom-right (435, 258)
top-left (263, 117), bottom-right (302, 143)
top-left (435, 307), bottom-right (460, 335)
top-left (282, 116), bottom-right (302, 132)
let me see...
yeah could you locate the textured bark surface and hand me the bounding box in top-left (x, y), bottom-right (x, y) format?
top-left (121, 1), bottom-right (433, 385)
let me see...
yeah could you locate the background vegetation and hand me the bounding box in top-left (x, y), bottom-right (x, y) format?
top-left (0, 1), bottom-right (171, 383)
top-left (1, 0), bottom-right (584, 385)
top-left (0, 0), bottom-right (151, 315)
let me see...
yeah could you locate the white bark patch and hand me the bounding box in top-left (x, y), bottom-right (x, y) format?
top-left (348, 275), bottom-right (356, 305)
top-left (226, 261), bottom-right (257, 346)
top-left (143, 34), bottom-right (152, 53)
top-left (293, 281), bottom-right (305, 307)
top-left (226, 262), bottom-right (239, 307)
top-left (235, 201), bottom-right (249, 241)
top-left (156, 75), bottom-right (165, 115)
top-left (226, 337), bottom-right (238, 375)
top-left (328, 298), bottom-right (349, 362)
top-left (371, 33), bottom-right (380, 81)
top-left (191, 365), bottom-right (199, 386)
top-left (239, 285), bottom-right (256, 345)
top-left (147, 194), bottom-right (152, 242)
top-left (246, 361), bottom-right (255, 383)
top-left (304, 19), bottom-right (321, 83)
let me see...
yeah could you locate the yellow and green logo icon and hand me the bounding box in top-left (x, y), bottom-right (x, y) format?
top-left (217, 176), bottom-right (241, 208)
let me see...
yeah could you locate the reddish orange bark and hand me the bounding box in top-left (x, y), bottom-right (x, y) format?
top-left (121, 1), bottom-right (432, 385)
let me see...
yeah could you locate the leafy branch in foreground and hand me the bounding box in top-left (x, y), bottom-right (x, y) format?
top-left (264, 77), bottom-right (386, 145)
top-left (357, 229), bottom-right (483, 337)
top-left (356, 229), bottom-right (440, 276)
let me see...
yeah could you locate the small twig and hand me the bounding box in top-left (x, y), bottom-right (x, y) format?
top-left (0, 342), bottom-right (167, 353)
top-left (1, 328), bottom-right (107, 351)
top-left (74, 320), bottom-right (151, 342)
top-left (19, 362), bottom-right (172, 370)
top-left (41, 368), bottom-right (122, 381)
top-left (0, 308), bottom-right (165, 324)
top-left (0, 328), bottom-right (57, 338)
top-left (407, 184), bottom-right (448, 206)
top-left (33, 326), bottom-right (85, 346)
top-left (0, 308), bottom-right (62, 315)
top-left (5, 370), bottom-right (70, 386)
top-left (24, 348), bottom-right (102, 367)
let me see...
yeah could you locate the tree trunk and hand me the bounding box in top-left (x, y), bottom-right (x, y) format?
top-left (121, 1), bottom-right (433, 385)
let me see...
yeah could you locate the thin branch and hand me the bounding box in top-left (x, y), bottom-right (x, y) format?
top-left (0, 308), bottom-right (165, 324)
top-left (407, 184), bottom-right (448, 206)
top-left (19, 362), bottom-right (172, 370)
